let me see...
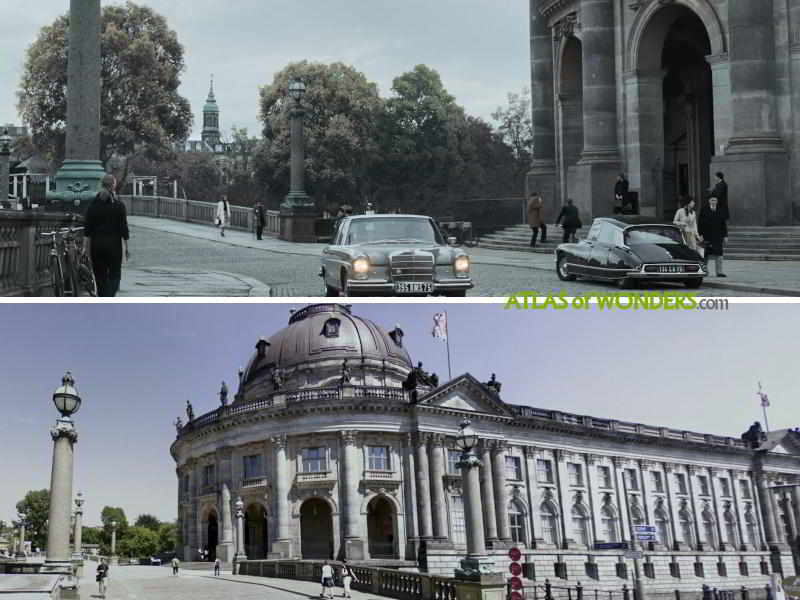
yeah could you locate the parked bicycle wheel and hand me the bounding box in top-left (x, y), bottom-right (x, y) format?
top-left (49, 254), bottom-right (64, 297)
top-left (77, 256), bottom-right (98, 297)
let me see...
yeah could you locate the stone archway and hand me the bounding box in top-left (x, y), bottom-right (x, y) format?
top-left (367, 496), bottom-right (396, 559)
top-left (300, 498), bottom-right (334, 559)
top-left (205, 512), bottom-right (218, 561)
top-left (557, 36), bottom-right (584, 205)
top-left (626, 2), bottom-right (723, 219)
top-left (244, 503), bottom-right (268, 559)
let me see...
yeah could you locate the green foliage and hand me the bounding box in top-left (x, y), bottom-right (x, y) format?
top-left (100, 506), bottom-right (129, 544)
top-left (134, 514), bottom-right (161, 531)
top-left (15, 489), bottom-right (49, 551)
top-left (17, 1), bottom-right (192, 167)
top-left (81, 526), bottom-right (103, 546)
top-left (492, 88), bottom-right (533, 178)
top-left (157, 521), bottom-right (177, 554)
top-left (118, 526), bottom-right (159, 558)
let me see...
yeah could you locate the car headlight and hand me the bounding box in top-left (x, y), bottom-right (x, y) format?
top-left (353, 257), bottom-right (370, 278)
top-left (454, 256), bottom-right (470, 273)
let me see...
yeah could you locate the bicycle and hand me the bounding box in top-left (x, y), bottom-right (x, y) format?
top-left (40, 227), bottom-right (98, 297)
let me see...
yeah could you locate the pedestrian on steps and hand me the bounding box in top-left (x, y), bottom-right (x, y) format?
top-left (526, 191), bottom-right (547, 247)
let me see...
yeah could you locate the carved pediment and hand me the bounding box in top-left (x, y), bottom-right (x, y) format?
top-left (416, 374), bottom-right (515, 418)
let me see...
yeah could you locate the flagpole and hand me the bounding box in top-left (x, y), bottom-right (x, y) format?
top-left (445, 310), bottom-right (452, 381)
top-left (759, 381), bottom-right (770, 433)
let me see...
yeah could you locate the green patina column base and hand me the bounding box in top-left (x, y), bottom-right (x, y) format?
top-left (280, 191), bottom-right (318, 242)
top-left (46, 160), bottom-right (107, 215)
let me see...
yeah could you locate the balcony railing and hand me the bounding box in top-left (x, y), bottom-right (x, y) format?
top-left (363, 470), bottom-right (399, 482)
top-left (296, 471), bottom-right (335, 487)
top-left (241, 476), bottom-right (268, 489)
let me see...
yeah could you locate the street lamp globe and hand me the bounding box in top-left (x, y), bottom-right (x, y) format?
top-left (0, 129), bottom-right (11, 155)
top-left (111, 520), bottom-right (117, 529)
top-left (288, 80), bottom-right (306, 102)
top-left (455, 418), bottom-right (478, 453)
top-left (52, 371), bottom-right (81, 417)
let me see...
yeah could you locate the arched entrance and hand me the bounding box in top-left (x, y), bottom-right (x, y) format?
top-left (244, 503), bottom-right (268, 559)
top-left (367, 496), bottom-right (396, 558)
top-left (206, 512), bottom-right (218, 561)
top-left (558, 36), bottom-right (584, 204)
top-left (300, 498), bottom-right (333, 559)
top-left (633, 3), bottom-right (716, 218)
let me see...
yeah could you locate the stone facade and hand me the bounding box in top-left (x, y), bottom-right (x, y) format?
top-left (171, 304), bottom-right (799, 594)
top-left (527, 0), bottom-right (800, 226)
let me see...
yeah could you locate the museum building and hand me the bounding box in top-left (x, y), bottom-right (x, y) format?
top-left (170, 304), bottom-right (800, 592)
top-left (526, 0), bottom-right (800, 226)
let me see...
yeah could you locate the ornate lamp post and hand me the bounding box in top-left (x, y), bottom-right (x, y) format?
top-left (110, 521), bottom-right (118, 565)
top-left (0, 128), bottom-right (11, 208)
top-left (233, 496), bottom-right (247, 568)
top-left (41, 372), bottom-right (81, 583)
top-left (72, 492), bottom-right (84, 560)
top-left (16, 513), bottom-right (26, 558)
top-left (279, 79), bottom-right (317, 243)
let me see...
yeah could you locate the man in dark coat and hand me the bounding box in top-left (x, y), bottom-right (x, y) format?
top-left (253, 202), bottom-right (266, 240)
top-left (555, 198), bottom-right (582, 243)
top-left (614, 173), bottom-right (629, 213)
top-left (84, 174), bottom-right (130, 296)
top-left (710, 172), bottom-right (730, 221)
top-left (698, 196), bottom-right (728, 277)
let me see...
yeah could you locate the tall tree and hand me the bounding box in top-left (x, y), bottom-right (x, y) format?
top-left (134, 514), bottom-right (161, 531)
top-left (100, 506), bottom-right (129, 545)
top-left (157, 521), bottom-right (177, 554)
top-left (491, 88), bottom-right (533, 184)
top-left (17, 1), bottom-right (193, 179)
top-left (118, 526), bottom-right (159, 558)
top-left (15, 490), bottom-right (49, 551)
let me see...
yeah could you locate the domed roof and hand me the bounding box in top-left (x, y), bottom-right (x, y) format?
top-left (240, 304), bottom-right (412, 390)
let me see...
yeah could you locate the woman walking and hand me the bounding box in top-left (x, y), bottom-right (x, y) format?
top-left (673, 197), bottom-right (702, 254)
top-left (320, 560), bottom-right (334, 599)
top-left (555, 198), bottom-right (582, 243)
top-left (341, 559), bottom-right (359, 598)
top-left (216, 194), bottom-right (230, 237)
top-left (96, 558), bottom-right (109, 598)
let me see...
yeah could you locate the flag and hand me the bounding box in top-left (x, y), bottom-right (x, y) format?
top-left (432, 312), bottom-right (447, 341)
top-left (759, 392), bottom-right (770, 408)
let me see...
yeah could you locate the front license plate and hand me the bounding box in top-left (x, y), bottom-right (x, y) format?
top-left (394, 282), bottom-right (433, 294)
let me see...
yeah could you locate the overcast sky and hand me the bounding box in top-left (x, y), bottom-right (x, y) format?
top-left (0, 302), bottom-right (797, 529)
top-left (0, 0), bottom-right (530, 140)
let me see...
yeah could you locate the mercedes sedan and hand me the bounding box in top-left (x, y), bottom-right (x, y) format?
top-left (320, 215), bottom-right (473, 296)
top-left (555, 218), bottom-right (706, 289)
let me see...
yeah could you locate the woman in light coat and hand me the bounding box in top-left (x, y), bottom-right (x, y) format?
top-left (216, 195), bottom-right (230, 237)
top-left (673, 197), bottom-right (702, 255)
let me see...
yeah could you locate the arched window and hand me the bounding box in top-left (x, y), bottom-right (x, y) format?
top-left (702, 506), bottom-right (716, 550)
top-left (724, 509), bottom-right (738, 548)
top-left (630, 501), bottom-right (645, 526)
top-left (509, 501), bottom-right (526, 545)
top-left (679, 507), bottom-right (694, 550)
top-left (571, 504), bottom-right (590, 546)
top-left (540, 502), bottom-right (558, 546)
top-left (654, 506), bottom-right (670, 548)
top-left (744, 507), bottom-right (758, 547)
top-left (600, 504), bottom-right (618, 542)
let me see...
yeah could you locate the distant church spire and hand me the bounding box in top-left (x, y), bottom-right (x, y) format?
top-left (208, 74), bottom-right (215, 101)
top-left (202, 73), bottom-right (220, 147)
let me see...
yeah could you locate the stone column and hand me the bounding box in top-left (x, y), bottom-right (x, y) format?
top-left (341, 431), bottom-right (365, 559)
top-left (790, 484), bottom-right (800, 539)
top-left (754, 467), bottom-right (780, 546)
top-left (403, 434), bottom-right (419, 541)
top-left (527, 0), bottom-right (558, 217)
top-left (585, 455), bottom-right (603, 541)
top-left (711, 0), bottom-right (790, 225)
top-left (72, 493), bottom-right (84, 559)
top-left (709, 469), bottom-right (728, 549)
top-left (415, 434), bottom-right (433, 539)
top-left (571, 0), bottom-right (620, 218)
top-left (279, 86), bottom-right (316, 242)
top-left (611, 458), bottom-right (632, 544)
top-left (110, 524), bottom-right (117, 558)
top-left (663, 464), bottom-right (682, 549)
top-left (479, 442), bottom-right (498, 543)
top-left (217, 483), bottom-right (234, 562)
top-left (270, 435), bottom-right (292, 557)
top-left (44, 418), bottom-right (78, 567)
top-left (492, 442), bottom-right (511, 542)
top-left (781, 492), bottom-right (798, 540)
top-left (234, 497), bottom-right (247, 561)
top-left (730, 471), bottom-right (749, 550)
top-left (0, 130), bottom-right (10, 205)
top-left (429, 435), bottom-right (448, 541)
top-left (17, 520), bottom-right (26, 556)
top-left (48, 0), bottom-right (106, 210)
top-left (455, 449), bottom-right (498, 578)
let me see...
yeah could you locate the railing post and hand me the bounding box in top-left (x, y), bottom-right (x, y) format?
top-left (18, 216), bottom-right (37, 295)
top-left (420, 574), bottom-right (433, 600)
top-left (740, 586), bottom-right (748, 600)
top-left (155, 196), bottom-right (161, 218)
top-left (675, 589), bottom-right (681, 600)
top-left (577, 581), bottom-right (583, 600)
top-left (545, 579), bottom-right (553, 600)
top-left (371, 569), bottom-right (381, 594)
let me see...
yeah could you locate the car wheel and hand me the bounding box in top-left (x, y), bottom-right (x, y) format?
top-left (684, 278), bottom-right (703, 289)
top-left (556, 255), bottom-right (576, 281)
top-left (443, 290), bottom-right (467, 297)
top-left (617, 277), bottom-right (637, 289)
top-left (341, 269), bottom-right (359, 297)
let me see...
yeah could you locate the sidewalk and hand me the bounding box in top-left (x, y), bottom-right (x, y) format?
top-left (120, 267), bottom-right (269, 297)
top-left (128, 216), bottom-right (800, 296)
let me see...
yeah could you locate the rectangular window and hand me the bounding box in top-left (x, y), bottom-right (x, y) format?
top-left (739, 480), bottom-right (751, 499)
top-left (568, 463), bottom-right (583, 486)
top-left (651, 472), bottom-right (664, 493)
top-left (506, 456), bottom-right (522, 481)
top-left (625, 469), bottom-right (639, 491)
top-left (598, 466), bottom-right (613, 489)
top-left (302, 447), bottom-right (327, 473)
top-left (675, 473), bottom-right (688, 494)
top-left (698, 475), bottom-right (710, 496)
top-left (202, 464), bottom-right (215, 486)
top-left (537, 459), bottom-right (554, 483)
top-left (450, 496), bottom-right (466, 545)
top-left (447, 450), bottom-right (461, 474)
top-left (367, 446), bottom-right (390, 471)
top-left (719, 478), bottom-right (731, 497)
top-left (243, 454), bottom-right (262, 479)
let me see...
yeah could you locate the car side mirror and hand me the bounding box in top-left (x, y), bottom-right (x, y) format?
top-left (447, 236), bottom-right (457, 246)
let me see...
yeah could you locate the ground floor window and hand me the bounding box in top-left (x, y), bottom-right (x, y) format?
top-left (509, 501), bottom-right (525, 544)
top-left (450, 496), bottom-right (466, 545)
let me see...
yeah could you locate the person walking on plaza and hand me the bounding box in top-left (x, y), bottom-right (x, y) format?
top-left (214, 557), bottom-right (221, 576)
top-left (96, 558), bottom-right (109, 598)
top-left (710, 171), bottom-right (730, 221)
top-left (216, 194), bottom-right (230, 237)
top-left (698, 196), bottom-right (728, 277)
top-left (526, 191), bottom-right (547, 247)
top-left (171, 556), bottom-right (179, 576)
top-left (84, 174), bottom-right (130, 297)
top-left (673, 196), bottom-right (702, 254)
top-left (320, 560), bottom-right (334, 599)
top-left (614, 173), bottom-right (629, 213)
top-left (555, 198), bottom-right (582, 243)
top-left (253, 201), bottom-right (266, 240)
top-left (341, 559), bottom-right (359, 598)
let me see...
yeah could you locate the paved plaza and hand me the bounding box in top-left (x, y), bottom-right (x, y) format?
top-left (74, 565), bottom-right (382, 600)
top-left (123, 216), bottom-right (800, 297)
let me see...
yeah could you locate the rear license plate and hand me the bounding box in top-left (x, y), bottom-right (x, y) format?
top-left (394, 282), bottom-right (433, 294)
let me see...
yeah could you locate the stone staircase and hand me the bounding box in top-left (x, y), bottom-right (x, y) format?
top-left (478, 224), bottom-right (800, 261)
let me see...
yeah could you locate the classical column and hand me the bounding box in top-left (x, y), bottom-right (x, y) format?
top-left (48, 0), bottom-right (106, 210)
top-left (341, 431), bottom-right (365, 559)
top-left (585, 455), bottom-right (602, 542)
top-left (234, 497), bottom-right (247, 562)
top-left (270, 435), bottom-right (292, 557)
top-left (429, 435), bottom-right (448, 541)
top-left (480, 442), bottom-right (498, 543)
top-left (110, 522), bottom-right (117, 558)
top-left (523, 447), bottom-right (539, 543)
top-left (415, 434), bottom-right (434, 539)
top-left (0, 130), bottom-right (10, 205)
top-left (611, 458), bottom-right (632, 544)
top-left (72, 493), bottom-right (84, 559)
top-left (17, 520), bottom-right (26, 556)
top-left (45, 419), bottom-right (78, 566)
top-left (754, 466), bottom-right (779, 546)
top-left (709, 469), bottom-right (727, 549)
top-left (730, 471), bottom-right (749, 550)
top-left (781, 492), bottom-right (798, 540)
top-left (527, 0), bottom-right (558, 214)
top-left (218, 483), bottom-right (234, 561)
top-left (663, 465), bottom-right (682, 549)
top-left (790, 483), bottom-right (800, 539)
top-left (492, 442), bottom-right (511, 542)
top-left (403, 434), bottom-right (419, 541)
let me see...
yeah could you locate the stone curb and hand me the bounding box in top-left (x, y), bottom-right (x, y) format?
top-left (121, 267), bottom-right (271, 297)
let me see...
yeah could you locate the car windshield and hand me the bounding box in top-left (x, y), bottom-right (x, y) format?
top-left (345, 218), bottom-right (442, 245)
top-left (624, 226), bottom-right (683, 245)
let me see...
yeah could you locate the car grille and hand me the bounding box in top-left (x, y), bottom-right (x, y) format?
top-left (390, 252), bottom-right (434, 282)
top-left (644, 264), bottom-right (701, 274)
